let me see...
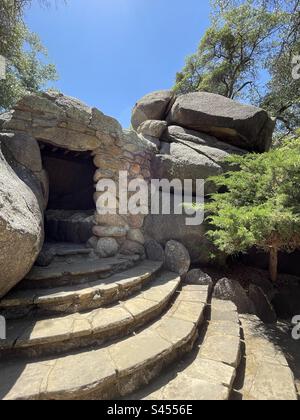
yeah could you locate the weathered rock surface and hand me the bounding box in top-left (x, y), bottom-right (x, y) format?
top-left (163, 125), bottom-right (246, 170)
top-left (144, 194), bottom-right (223, 265)
top-left (0, 132), bottom-right (48, 211)
top-left (145, 240), bottom-right (165, 262)
top-left (249, 285), bottom-right (277, 324)
top-left (0, 147), bottom-right (44, 298)
top-left (213, 278), bottom-right (254, 314)
top-left (120, 240), bottom-right (145, 257)
top-left (127, 229), bottom-right (145, 245)
top-left (137, 120), bottom-right (168, 138)
top-left (152, 142), bottom-right (222, 194)
top-left (167, 92), bottom-right (275, 152)
top-left (131, 90), bottom-right (174, 131)
top-left (93, 225), bottom-right (129, 238)
top-left (2, 91), bottom-right (123, 151)
top-left (96, 238), bottom-right (120, 258)
top-left (184, 269), bottom-right (213, 289)
top-left (164, 240), bottom-right (191, 275)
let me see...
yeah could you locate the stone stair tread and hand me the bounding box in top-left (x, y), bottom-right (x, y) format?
top-left (25, 257), bottom-right (129, 282)
top-left (235, 315), bottom-right (297, 401)
top-left (129, 297), bottom-right (241, 401)
top-left (144, 375), bottom-right (230, 401)
top-left (0, 260), bottom-right (163, 314)
top-left (0, 271), bottom-right (180, 354)
top-left (0, 285), bottom-right (209, 400)
top-left (43, 242), bottom-right (93, 257)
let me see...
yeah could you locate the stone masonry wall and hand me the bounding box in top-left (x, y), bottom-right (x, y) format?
top-left (0, 91), bottom-right (156, 263)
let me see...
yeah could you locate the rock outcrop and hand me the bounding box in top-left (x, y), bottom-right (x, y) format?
top-left (167, 92), bottom-right (275, 152)
top-left (0, 87), bottom-right (276, 297)
top-left (131, 90), bottom-right (174, 131)
top-left (0, 132), bottom-right (48, 211)
top-left (133, 89), bottom-right (275, 263)
top-left (0, 145), bottom-right (44, 298)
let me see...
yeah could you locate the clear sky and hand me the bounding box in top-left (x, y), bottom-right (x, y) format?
top-left (25, 0), bottom-right (211, 127)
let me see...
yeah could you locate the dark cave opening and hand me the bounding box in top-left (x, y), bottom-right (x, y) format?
top-left (40, 143), bottom-right (95, 244)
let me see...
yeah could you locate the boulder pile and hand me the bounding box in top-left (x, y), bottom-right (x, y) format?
top-left (134, 90), bottom-right (275, 260)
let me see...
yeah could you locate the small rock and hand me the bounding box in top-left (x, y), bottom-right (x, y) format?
top-left (93, 225), bottom-right (129, 238)
top-left (184, 269), bottom-right (213, 289)
top-left (87, 236), bottom-right (98, 249)
top-left (35, 248), bottom-right (56, 267)
top-left (164, 240), bottom-right (191, 276)
top-left (95, 213), bottom-right (128, 228)
top-left (127, 229), bottom-right (145, 245)
top-left (120, 240), bottom-right (145, 257)
top-left (145, 240), bottom-right (165, 261)
top-left (249, 284), bottom-right (277, 324)
top-left (213, 278), bottom-right (254, 314)
top-left (127, 213), bottom-right (145, 229)
top-left (96, 237), bottom-right (119, 258)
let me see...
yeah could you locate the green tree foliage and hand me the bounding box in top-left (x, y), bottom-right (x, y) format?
top-left (174, 0), bottom-right (300, 136)
top-left (206, 134), bottom-right (300, 281)
top-left (0, 0), bottom-right (58, 110)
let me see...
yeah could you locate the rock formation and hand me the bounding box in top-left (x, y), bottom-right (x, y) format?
top-left (0, 91), bottom-right (154, 296)
top-left (134, 89), bottom-right (275, 261)
top-left (0, 88), bottom-right (275, 297)
top-left (0, 144), bottom-right (44, 298)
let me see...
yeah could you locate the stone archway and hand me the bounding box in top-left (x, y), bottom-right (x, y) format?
top-left (1, 91), bottom-right (154, 269)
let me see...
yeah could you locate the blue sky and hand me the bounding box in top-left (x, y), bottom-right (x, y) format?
top-left (25, 0), bottom-right (211, 127)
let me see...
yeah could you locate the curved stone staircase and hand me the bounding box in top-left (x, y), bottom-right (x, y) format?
top-left (0, 255), bottom-right (298, 400)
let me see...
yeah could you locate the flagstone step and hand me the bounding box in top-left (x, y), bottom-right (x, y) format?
top-left (128, 298), bottom-right (241, 401)
top-left (41, 242), bottom-right (94, 259)
top-left (232, 315), bottom-right (298, 401)
top-left (19, 254), bottom-right (141, 290)
top-left (0, 284), bottom-right (209, 400)
top-left (0, 260), bottom-right (163, 319)
top-left (0, 271), bottom-right (181, 358)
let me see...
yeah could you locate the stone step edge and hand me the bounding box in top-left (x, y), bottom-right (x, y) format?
top-left (128, 297), bottom-right (242, 401)
top-left (1, 284), bottom-right (209, 400)
top-left (234, 314), bottom-right (298, 401)
top-left (0, 271), bottom-right (182, 358)
top-left (21, 255), bottom-right (141, 289)
top-left (0, 260), bottom-right (163, 318)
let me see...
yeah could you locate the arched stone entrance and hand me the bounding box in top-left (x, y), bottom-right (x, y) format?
top-left (41, 143), bottom-right (95, 244)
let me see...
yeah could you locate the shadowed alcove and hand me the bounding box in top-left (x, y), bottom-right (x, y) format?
top-left (40, 142), bottom-right (95, 244)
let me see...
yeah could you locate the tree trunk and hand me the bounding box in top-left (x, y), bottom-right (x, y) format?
top-left (269, 247), bottom-right (278, 282)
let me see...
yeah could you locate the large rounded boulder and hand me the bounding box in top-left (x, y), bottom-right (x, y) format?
top-left (131, 90), bottom-right (174, 131)
top-left (167, 92), bottom-right (275, 152)
top-left (0, 146), bottom-right (44, 298)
